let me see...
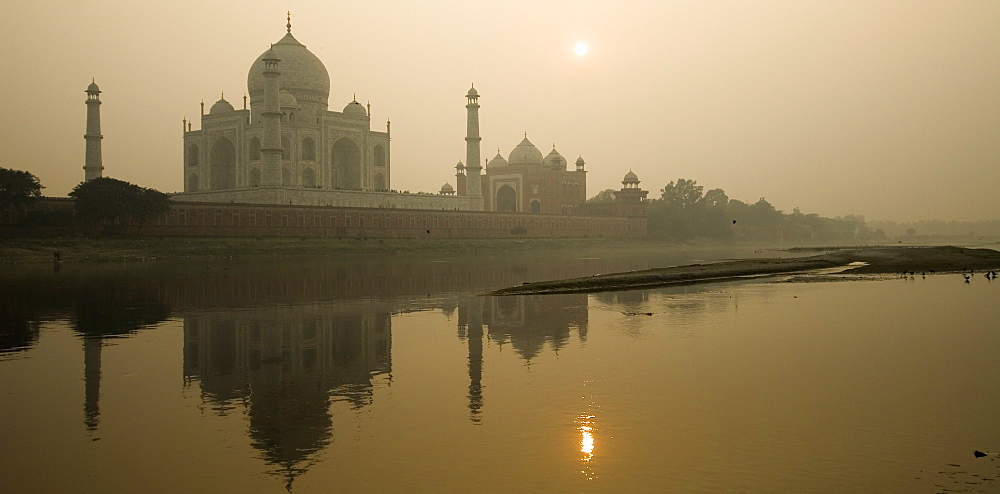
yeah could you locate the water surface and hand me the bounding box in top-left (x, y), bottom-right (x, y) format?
top-left (2, 249), bottom-right (997, 492)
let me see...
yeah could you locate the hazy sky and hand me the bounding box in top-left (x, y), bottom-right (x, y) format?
top-left (2, 1), bottom-right (997, 221)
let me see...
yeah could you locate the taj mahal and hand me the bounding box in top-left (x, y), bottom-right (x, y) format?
top-left (77, 15), bottom-right (648, 223)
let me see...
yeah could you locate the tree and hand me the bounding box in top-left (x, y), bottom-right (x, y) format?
top-left (660, 178), bottom-right (703, 211)
top-left (0, 167), bottom-right (43, 211)
top-left (69, 177), bottom-right (171, 234)
top-left (587, 189), bottom-right (617, 203)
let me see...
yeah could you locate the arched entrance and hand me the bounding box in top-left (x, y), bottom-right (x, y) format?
top-left (331, 138), bottom-right (361, 189)
top-left (373, 173), bottom-right (385, 191)
top-left (249, 168), bottom-right (261, 187)
top-left (188, 173), bottom-right (199, 192)
top-left (530, 200), bottom-right (540, 213)
top-left (302, 168), bottom-right (316, 187)
top-left (209, 138), bottom-right (235, 190)
top-left (496, 185), bottom-right (517, 212)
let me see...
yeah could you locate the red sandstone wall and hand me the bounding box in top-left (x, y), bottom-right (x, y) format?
top-left (3, 198), bottom-right (646, 239)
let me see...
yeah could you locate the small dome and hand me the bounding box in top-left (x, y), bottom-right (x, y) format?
top-left (623, 170), bottom-right (639, 183)
top-left (278, 90), bottom-right (298, 108)
top-left (508, 136), bottom-right (543, 165)
top-left (210, 98), bottom-right (235, 114)
top-left (543, 147), bottom-right (565, 168)
top-left (487, 152), bottom-right (508, 168)
top-left (576, 156), bottom-right (585, 165)
top-left (343, 99), bottom-right (367, 117)
top-left (455, 160), bottom-right (465, 169)
top-left (86, 81), bottom-right (100, 93)
top-left (467, 86), bottom-right (478, 97)
top-left (440, 183), bottom-right (454, 193)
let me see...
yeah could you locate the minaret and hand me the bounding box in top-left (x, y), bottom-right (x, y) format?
top-left (464, 85), bottom-right (482, 199)
top-left (259, 47), bottom-right (283, 186)
top-left (83, 80), bottom-right (104, 181)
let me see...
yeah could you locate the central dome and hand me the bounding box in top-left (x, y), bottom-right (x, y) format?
top-left (247, 32), bottom-right (330, 107)
top-left (508, 137), bottom-right (543, 165)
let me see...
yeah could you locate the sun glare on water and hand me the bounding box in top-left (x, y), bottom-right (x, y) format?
top-left (574, 41), bottom-right (589, 56)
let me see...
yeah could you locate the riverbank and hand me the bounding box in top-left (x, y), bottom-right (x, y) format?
top-left (0, 236), bottom-right (706, 264)
top-left (490, 246), bottom-right (1000, 295)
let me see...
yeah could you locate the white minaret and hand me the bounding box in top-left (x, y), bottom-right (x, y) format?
top-left (464, 85), bottom-right (482, 199)
top-left (259, 46), bottom-right (283, 186)
top-left (83, 80), bottom-right (104, 181)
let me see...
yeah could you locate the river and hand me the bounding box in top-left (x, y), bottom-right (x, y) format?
top-left (1, 246), bottom-right (997, 492)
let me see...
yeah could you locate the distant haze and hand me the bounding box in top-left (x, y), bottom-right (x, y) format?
top-left (2, 1), bottom-right (997, 222)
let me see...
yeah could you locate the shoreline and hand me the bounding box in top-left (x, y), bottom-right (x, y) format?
top-left (489, 246), bottom-right (1000, 295)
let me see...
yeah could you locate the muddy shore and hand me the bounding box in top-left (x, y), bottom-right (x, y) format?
top-left (489, 246), bottom-right (1000, 295)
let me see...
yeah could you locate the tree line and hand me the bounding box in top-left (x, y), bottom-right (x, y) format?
top-left (0, 167), bottom-right (170, 235)
top-left (590, 178), bottom-right (879, 242)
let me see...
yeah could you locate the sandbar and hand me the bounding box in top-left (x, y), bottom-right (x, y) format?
top-left (489, 246), bottom-right (1000, 295)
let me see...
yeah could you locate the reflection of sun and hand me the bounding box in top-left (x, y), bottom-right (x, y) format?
top-left (577, 413), bottom-right (597, 479)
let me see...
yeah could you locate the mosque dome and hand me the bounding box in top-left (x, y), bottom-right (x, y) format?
top-left (343, 98), bottom-right (367, 117)
top-left (210, 97), bottom-right (235, 114)
top-left (467, 86), bottom-right (478, 96)
top-left (440, 183), bottom-right (454, 194)
top-left (455, 161), bottom-right (465, 170)
top-left (623, 170), bottom-right (639, 183)
top-left (508, 136), bottom-right (543, 165)
top-left (247, 31), bottom-right (330, 107)
top-left (87, 81), bottom-right (100, 92)
top-left (543, 147), bottom-right (565, 168)
top-left (487, 152), bottom-right (508, 168)
top-left (278, 90), bottom-right (298, 109)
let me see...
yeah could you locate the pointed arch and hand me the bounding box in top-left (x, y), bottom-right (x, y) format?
top-left (331, 138), bottom-right (361, 189)
top-left (302, 168), bottom-right (316, 187)
top-left (188, 173), bottom-right (199, 192)
top-left (496, 185), bottom-right (517, 212)
top-left (209, 137), bottom-right (236, 190)
top-left (530, 200), bottom-right (541, 214)
top-left (301, 137), bottom-right (316, 161)
top-left (249, 168), bottom-right (261, 187)
top-left (373, 173), bottom-right (385, 191)
top-left (373, 144), bottom-right (385, 167)
top-left (187, 144), bottom-right (200, 167)
top-left (281, 135), bottom-right (291, 160)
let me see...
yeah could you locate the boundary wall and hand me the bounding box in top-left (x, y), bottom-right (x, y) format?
top-left (3, 198), bottom-right (646, 238)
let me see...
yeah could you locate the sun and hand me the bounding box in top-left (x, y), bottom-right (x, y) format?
top-left (574, 41), bottom-right (589, 56)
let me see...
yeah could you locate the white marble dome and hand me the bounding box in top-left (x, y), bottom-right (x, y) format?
top-left (543, 147), bottom-right (565, 168)
top-left (487, 152), bottom-right (508, 168)
top-left (210, 97), bottom-right (235, 114)
top-left (278, 90), bottom-right (298, 109)
top-left (623, 170), bottom-right (639, 183)
top-left (508, 137), bottom-right (543, 165)
top-left (343, 99), bottom-right (367, 117)
top-left (247, 32), bottom-right (330, 106)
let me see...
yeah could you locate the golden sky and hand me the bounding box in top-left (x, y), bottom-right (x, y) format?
top-left (2, 0), bottom-right (997, 221)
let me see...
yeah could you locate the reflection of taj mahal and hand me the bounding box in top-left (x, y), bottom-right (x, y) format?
top-left (172, 15), bottom-right (646, 215)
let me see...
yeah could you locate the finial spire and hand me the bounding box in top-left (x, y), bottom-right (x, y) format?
top-left (221, 91), bottom-right (224, 99)
top-left (524, 131), bottom-right (527, 138)
top-left (286, 11), bottom-right (292, 33)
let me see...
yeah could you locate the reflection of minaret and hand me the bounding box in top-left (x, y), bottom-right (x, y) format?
top-left (464, 85), bottom-right (483, 201)
top-left (83, 80), bottom-right (104, 181)
top-left (83, 336), bottom-right (102, 431)
top-left (467, 297), bottom-right (484, 423)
